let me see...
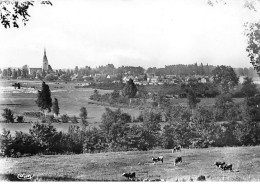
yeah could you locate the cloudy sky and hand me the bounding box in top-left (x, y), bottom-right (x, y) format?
top-left (0, 0), bottom-right (259, 70)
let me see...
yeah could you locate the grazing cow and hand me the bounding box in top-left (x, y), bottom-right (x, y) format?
top-left (173, 145), bottom-right (181, 152)
top-left (221, 164), bottom-right (232, 171)
top-left (174, 157), bottom-right (182, 166)
top-left (152, 156), bottom-right (163, 164)
top-left (214, 161), bottom-right (226, 168)
top-left (122, 172), bottom-right (136, 180)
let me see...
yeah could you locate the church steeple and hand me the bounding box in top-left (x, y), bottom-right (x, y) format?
top-left (43, 48), bottom-right (48, 71)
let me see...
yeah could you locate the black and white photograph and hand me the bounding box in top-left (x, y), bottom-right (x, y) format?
top-left (0, 0), bottom-right (260, 182)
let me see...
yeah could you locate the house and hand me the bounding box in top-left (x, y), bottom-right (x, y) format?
top-left (150, 76), bottom-right (159, 84)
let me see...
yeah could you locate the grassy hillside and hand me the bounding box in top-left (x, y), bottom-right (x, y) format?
top-left (1, 146), bottom-right (260, 181)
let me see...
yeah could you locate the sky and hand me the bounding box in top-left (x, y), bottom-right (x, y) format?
top-left (0, 0), bottom-right (260, 70)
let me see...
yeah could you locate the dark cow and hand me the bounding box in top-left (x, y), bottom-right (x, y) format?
top-left (214, 161), bottom-right (226, 168)
top-left (152, 156), bottom-right (163, 164)
top-left (174, 157), bottom-right (182, 166)
top-left (122, 172), bottom-right (136, 180)
top-left (173, 145), bottom-right (181, 152)
top-left (221, 164), bottom-right (232, 171)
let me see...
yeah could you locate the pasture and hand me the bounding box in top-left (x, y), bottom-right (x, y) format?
top-left (0, 79), bottom-right (244, 135)
top-left (1, 146), bottom-right (260, 181)
top-left (0, 80), bottom-right (141, 123)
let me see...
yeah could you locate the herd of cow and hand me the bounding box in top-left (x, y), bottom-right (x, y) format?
top-left (121, 145), bottom-right (234, 181)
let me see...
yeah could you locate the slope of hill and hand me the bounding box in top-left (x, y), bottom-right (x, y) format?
top-left (1, 146), bottom-right (260, 181)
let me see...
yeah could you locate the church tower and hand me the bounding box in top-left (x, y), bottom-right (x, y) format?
top-left (43, 48), bottom-right (48, 71)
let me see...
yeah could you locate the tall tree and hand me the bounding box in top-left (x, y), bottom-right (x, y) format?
top-left (187, 88), bottom-right (200, 113)
top-left (241, 77), bottom-right (259, 98)
top-left (245, 21), bottom-right (260, 75)
top-left (74, 66), bottom-right (79, 75)
top-left (122, 78), bottom-right (137, 98)
top-left (35, 82), bottom-right (52, 114)
top-left (211, 65), bottom-right (239, 93)
top-left (79, 107), bottom-right (88, 120)
top-left (17, 68), bottom-right (22, 77)
top-left (52, 98), bottom-right (59, 117)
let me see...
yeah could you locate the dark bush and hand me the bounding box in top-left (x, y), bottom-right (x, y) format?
top-left (23, 111), bottom-right (44, 119)
top-left (1, 108), bottom-right (14, 123)
top-left (16, 116), bottom-right (24, 123)
top-left (61, 114), bottom-right (69, 123)
top-left (0, 129), bottom-right (13, 157)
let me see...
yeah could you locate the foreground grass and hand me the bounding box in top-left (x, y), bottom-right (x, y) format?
top-left (1, 146), bottom-right (260, 181)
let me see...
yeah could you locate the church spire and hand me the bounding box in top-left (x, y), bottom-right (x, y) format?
top-left (43, 48), bottom-right (48, 71)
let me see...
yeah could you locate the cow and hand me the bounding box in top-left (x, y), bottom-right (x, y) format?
top-left (152, 156), bottom-right (163, 164)
top-left (174, 157), bottom-right (182, 166)
top-left (221, 164), bottom-right (232, 171)
top-left (214, 161), bottom-right (226, 168)
top-left (122, 172), bottom-right (136, 180)
top-left (173, 145), bottom-right (181, 152)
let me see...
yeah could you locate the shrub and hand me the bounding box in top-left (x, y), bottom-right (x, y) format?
top-left (61, 114), bottom-right (69, 123)
top-left (1, 108), bottom-right (14, 123)
top-left (71, 116), bottom-right (78, 123)
top-left (0, 129), bottom-right (13, 157)
top-left (16, 116), bottom-right (24, 123)
top-left (23, 111), bottom-right (44, 119)
top-left (41, 115), bottom-right (55, 124)
top-left (11, 131), bottom-right (39, 156)
top-left (29, 122), bottom-right (65, 154)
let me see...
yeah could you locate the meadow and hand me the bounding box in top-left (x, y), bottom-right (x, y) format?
top-left (0, 80), bottom-right (140, 134)
top-left (0, 80), bottom-right (244, 135)
top-left (1, 146), bottom-right (260, 181)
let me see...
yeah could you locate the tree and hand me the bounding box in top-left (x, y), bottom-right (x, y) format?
top-left (52, 98), bottom-right (59, 117)
top-left (45, 73), bottom-right (58, 81)
top-left (74, 66), bottom-right (79, 75)
top-left (214, 93), bottom-right (235, 121)
top-left (2, 69), bottom-right (8, 77)
top-left (244, 21), bottom-right (260, 75)
top-left (11, 69), bottom-right (17, 79)
top-left (186, 88), bottom-right (200, 111)
top-left (21, 65), bottom-right (29, 78)
top-left (243, 94), bottom-right (260, 122)
top-left (122, 78), bottom-right (137, 105)
top-left (241, 77), bottom-right (259, 98)
top-left (0, 1), bottom-right (52, 28)
top-left (1, 108), bottom-right (14, 123)
top-left (211, 65), bottom-right (239, 93)
top-left (79, 107), bottom-right (88, 120)
top-left (17, 68), bottom-right (22, 77)
top-left (35, 81), bottom-right (52, 114)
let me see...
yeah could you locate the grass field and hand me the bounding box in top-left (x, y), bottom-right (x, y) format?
top-left (0, 80), bottom-right (141, 123)
top-left (0, 79), bottom-right (245, 135)
top-left (1, 146), bottom-right (260, 181)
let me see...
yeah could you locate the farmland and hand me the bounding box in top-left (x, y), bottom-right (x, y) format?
top-left (0, 80), bottom-right (141, 134)
top-left (1, 146), bottom-right (260, 181)
top-left (0, 80), bottom-right (244, 135)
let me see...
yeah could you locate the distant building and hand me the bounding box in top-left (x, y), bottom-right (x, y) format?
top-left (43, 48), bottom-right (48, 71)
top-left (29, 48), bottom-right (52, 75)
